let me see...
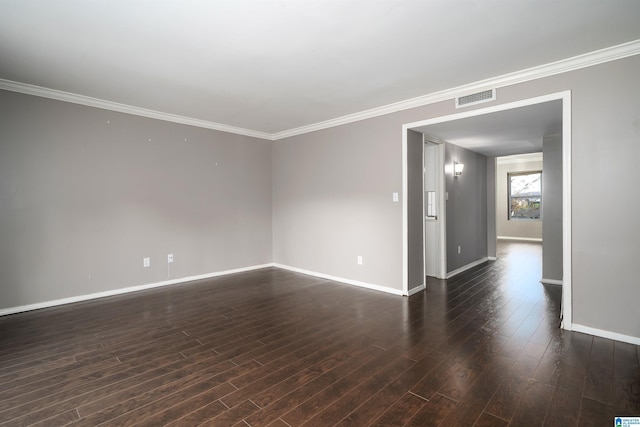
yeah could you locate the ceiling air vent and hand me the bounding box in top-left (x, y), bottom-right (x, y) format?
top-left (455, 89), bottom-right (496, 108)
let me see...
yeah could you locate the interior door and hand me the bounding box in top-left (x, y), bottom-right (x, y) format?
top-left (424, 140), bottom-right (445, 278)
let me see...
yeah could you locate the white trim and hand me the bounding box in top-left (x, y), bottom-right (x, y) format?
top-left (497, 236), bottom-right (543, 242)
top-left (421, 140), bottom-right (426, 291)
top-left (446, 257), bottom-right (491, 279)
top-left (561, 92), bottom-right (573, 330)
top-left (1, 41), bottom-right (638, 141)
top-left (272, 40), bottom-right (640, 140)
top-left (402, 127), bottom-right (409, 295)
top-left (438, 143), bottom-right (448, 279)
top-left (540, 278), bottom-right (563, 286)
top-left (273, 263), bottom-right (404, 296)
top-left (403, 93), bottom-right (568, 129)
top-left (0, 79), bottom-right (273, 141)
top-left (488, 256), bottom-right (498, 261)
top-left (572, 324), bottom-right (640, 346)
top-left (407, 284), bottom-right (425, 296)
top-left (0, 263), bottom-right (274, 317)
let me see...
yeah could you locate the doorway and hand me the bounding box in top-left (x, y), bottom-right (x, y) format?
top-left (402, 91), bottom-right (572, 330)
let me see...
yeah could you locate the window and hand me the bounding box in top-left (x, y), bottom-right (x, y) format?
top-left (508, 171), bottom-right (541, 220)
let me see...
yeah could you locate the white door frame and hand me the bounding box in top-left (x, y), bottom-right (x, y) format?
top-left (422, 137), bottom-right (447, 280)
top-left (401, 91), bottom-right (572, 330)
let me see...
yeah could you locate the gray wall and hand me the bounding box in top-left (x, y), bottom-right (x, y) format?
top-left (496, 158), bottom-right (543, 239)
top-left (542, 135), bottom-right (563, 282)
top-left (445, 143), bottom-right (488, 272)
top-left (407, 130), bottom-right (424, 290)
top-left (272, 54), bottom-right (640, 340)
top-left (3, 53), bottom-right (640, 341)
top-left (272, 118), bottom-right (403, 290)
top-left (0, 90), bottom-right (273, 310)
top-left (565, 55), bottom-right (640, 338)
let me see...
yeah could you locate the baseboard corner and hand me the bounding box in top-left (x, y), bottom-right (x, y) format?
top-left (407, 284), bottom-right (426, 296)
top-left (446, 257), bottom-right (490, 279)
top-left (572, 323), bottom-right (640, 346)
top-left (273, 263), bottom-right (403, 296)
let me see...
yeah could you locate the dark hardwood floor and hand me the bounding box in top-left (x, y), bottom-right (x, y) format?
top-left (1, 241), bottom-right (638, 426)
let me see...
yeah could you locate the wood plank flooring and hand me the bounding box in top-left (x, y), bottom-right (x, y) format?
top-left (1, 241), bottom-right (638, 426)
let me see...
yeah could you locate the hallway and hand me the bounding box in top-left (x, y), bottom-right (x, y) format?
top-left (411, 240), bottom-right (638, 425)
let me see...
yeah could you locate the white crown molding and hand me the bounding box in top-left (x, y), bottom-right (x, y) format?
top-left (273, 39), bottom-right (640, 140)
top-left (1, 40), bottom-right (639, 141)
top-left (0, 79), bottom-right (273, 141)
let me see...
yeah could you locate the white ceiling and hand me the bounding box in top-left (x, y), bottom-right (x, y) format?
top-left (414, 100), bottom-right (562, 157)
top-left (1, 1), bottom-right (640, 135)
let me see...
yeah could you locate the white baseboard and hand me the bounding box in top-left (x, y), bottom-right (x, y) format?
top-left (0, 263), bottom-right (275, 317)
top-left (497, 236), bottom-right (543, 242)
top-left (446, 257), bottom-right (490, 279)
top-left (540, 278), bottom-right (563, 286)
top-left (488, 256), bottom-right (498, 261)
top-left (407, 284), bottom-right (425, 296)
top-left (572, 323), bottom-right (640, 346)
top-left (273, 263), bottom-right (404, 296)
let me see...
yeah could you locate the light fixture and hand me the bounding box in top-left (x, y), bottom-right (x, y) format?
top-left (454, 162), bottom-right (464, 177)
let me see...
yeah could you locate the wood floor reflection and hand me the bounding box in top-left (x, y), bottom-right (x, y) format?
top-left (0, 241), bottom-right (638, 426)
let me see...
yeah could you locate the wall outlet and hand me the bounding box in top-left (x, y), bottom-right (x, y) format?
top-left (457, 246), bottom-right (461, 255)
top-left (143, 257), bottom-right (151, 268)
top-left (357, 256), bottom-right (363, 265)
top-left (392, 192), bottom-right (399, 202)
top-left (168, 254), bottom-right (174, 263)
